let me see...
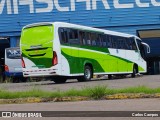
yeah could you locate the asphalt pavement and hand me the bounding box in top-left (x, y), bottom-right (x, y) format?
top-left (0, 98), bottom-right (160, 120)
top-left (0, 75), bottom-right (159, 92)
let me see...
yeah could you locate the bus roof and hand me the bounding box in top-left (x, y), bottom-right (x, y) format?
top-left (23, 22), bottom-right (139, 39)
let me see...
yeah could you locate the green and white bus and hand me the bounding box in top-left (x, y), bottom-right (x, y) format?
top-left (20, 22), bottom-right (150, 83)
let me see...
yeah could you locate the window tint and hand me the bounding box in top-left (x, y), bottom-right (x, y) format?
top-left (107, 36), bottom-right (112, 48)
top-left (6, 48), bottom-right (21, 59)
top-left (124, 38), bottom-right (130, 50)
top-left (59, 28), bottom-right (68, 44)
top-left (96, 34), bottom-right (103, 47)
top-left (103, 35), bottom-right (108, 47)
top-left (98, 34), bottom-right (103, 47)
top-left (117, 39), bottom-right (122, 49)
top-left (117, 37), bottom-right (126, 49)
top-left (136, 39), bottom-right (146, 59)
top-left (59, 27), bottom-right (139, 51)
top-left (79, 31), bottom-right (86, 45)
top-left (130, 38), bottom-right (137, 50)
top-left (136, 39), bottom-right (141, 51)
top-left (68, 29), bottom-right (79, 44)
top-left (86, 32), bottom-right (91, 45)
top-left (127, 38), bottom-right (137, 50)
top-left (112, 36), bottom-right (117, 48)
top-left (91, 33), bottom-right (97, 46)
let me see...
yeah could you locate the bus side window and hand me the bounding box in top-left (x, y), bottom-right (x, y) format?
top-left (107, 36), bottom-right (112, 48)
top-left (117, 37), bottom-right (125, 49)
top-left (102, 35), bottom-right (108, 47)
top-left (123, 37), bottom-right (127, 49)
top-left (68, 29), bottom-right (79, 45)
top-left (117, 37), bottom-right (121, 49)
top-left (112, 36), bottom-right (117, 49)
top-left (91, 33), bottom-right (97, 46)
top-left (79, 31), bottom-right (86, 45)
top-left (125, 38), bottom-right (130, 50)
top-left (131, 38), bottom-right (137, 50)
top-left (86, 32), bottom-right (91, 46)
top-left (59, 28), bottom-right (68, 44)
top-left (136, 39), bottom-right (141, 51)
top-left (120, 39), bottom-right (124, 49)
top-left (96, 34), bottom-right (103, 47)
top-left (128, 38), bottom-right (136, 50)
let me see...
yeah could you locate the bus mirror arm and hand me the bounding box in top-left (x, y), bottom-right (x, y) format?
top-left (141, 42), bottom-right (150, 53)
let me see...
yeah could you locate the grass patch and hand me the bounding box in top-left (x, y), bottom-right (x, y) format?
top-left (0, 86), bottom-right (160, 100)
top-left (86, 86), bottom-right (107, 99)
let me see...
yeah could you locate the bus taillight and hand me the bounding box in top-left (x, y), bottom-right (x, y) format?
top-left (21, 57), bottom-right (25, 68)
top-left (4, 65), bottom-right (9, 72)
top-left (52, 51), bottom-right (58, 66)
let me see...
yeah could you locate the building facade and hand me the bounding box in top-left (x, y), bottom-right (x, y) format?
top-left (0, 0), bottom-right (160, 74)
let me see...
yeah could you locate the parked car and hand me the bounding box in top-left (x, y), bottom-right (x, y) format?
top-left (4, 47), bottom-right (26, 82)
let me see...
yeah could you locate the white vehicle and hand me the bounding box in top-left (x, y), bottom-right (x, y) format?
top-left (4, 47), bottom-right (26, 82)
top-left (20, 22), bottom-right (150, 83)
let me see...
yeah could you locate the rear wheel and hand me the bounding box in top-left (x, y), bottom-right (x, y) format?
top-left (108, 75), bottom-right (112, 80)
top-left (77, 65), bottom-right (92, 82)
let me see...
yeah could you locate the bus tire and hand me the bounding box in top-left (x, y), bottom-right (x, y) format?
top-left (78, 65), bottom-right (92, 82)
top-left (108, 75), bottom-right (112, 80)
top-left (131, 65), bottom-right (137, 78)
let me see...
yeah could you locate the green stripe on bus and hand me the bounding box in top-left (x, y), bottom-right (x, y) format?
top-left (61, 47), bottom-right (144, 74)
top-left (61, 51), bottom-right (105, 74)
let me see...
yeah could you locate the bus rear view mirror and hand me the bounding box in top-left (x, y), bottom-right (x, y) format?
top-left (141, 42), bottom-right (150, 53)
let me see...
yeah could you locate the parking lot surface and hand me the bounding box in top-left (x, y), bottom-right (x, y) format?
top-left (0, 75), bottom-right (159, 92)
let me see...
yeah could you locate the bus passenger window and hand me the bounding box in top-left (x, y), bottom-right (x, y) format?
top-left (118, 38), bottom-right (125, 49)
top-left (102, 35), bottom-right (108, 47)
top-left (112, 36), bottom-right (117, 49)
top-left (121, 39), bottom-right (125, 49)
top-left (125, 38), bottom-right (130, 50)
top-left (107, 36), bottom-right (112, 48)
top-left (128, 38), bottom-right (137, 50)
top-left (117, 39), bottom-right (121, 49)
top-left (59, 28), bottom-right (68, 44)
top-left (96, 34), bottom-right (103, 47)
top-left (68, 29), bottom-right (79, 44)
top-left (86, 32), bottom-right (91, 45)
top-left (91, 33), bottom-right (97, 46)
top-left (79, 31), bottom-right (86, 45)
top-left (131, 38), bottom-right (137, 50)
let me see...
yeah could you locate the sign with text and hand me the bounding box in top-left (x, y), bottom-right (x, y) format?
top-left (1, 111), bottom-right (160, 117)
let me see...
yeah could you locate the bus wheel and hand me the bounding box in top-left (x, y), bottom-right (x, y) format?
top-left (53, 78), bottom-right (67, 84)
top-left (131, 66), bottom-right (137, 78)
top-left (108, 75), bottom-right (112, 80)
top-left (77, 65), bottom-right (92, 82)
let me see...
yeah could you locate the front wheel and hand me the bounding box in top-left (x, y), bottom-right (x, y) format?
top-left (77, 65), bottom-right (92, 82)
top-left (131, 66), bottom-right (137, 78)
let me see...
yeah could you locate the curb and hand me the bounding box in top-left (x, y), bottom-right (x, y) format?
top-left (0, 97), bottom-right (89, 104)
top-left (105, 93), bottom-right (160, 100)
top-left (0, 94), bottom-right (160, 104)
